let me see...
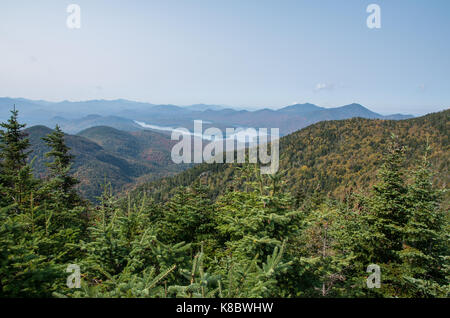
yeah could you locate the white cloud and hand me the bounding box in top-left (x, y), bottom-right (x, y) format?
top-left (315, 83), bottom-right (334, 91)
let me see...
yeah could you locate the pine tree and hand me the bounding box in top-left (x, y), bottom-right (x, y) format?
top-left (41, 125), bottom-right (79, 201)
top-left (354, 135), bottom-right (411, 297)
top-left (168, 244), bottom-right (221, 298)
top-left (33, 126), bottom-right (88, 266)
top-left (159, 182), bottom-right (215, 248)
top-left (38, 125), bottom-right (85, 229)
top-left (0, 107), bottom-right (36, 207)
top-left (292, 203), bottom-right (356, 297)
top-left (218, 241), bottom-right (291, 298)
top-left (0, 205), bottom-right (62, 297)
top-left (401, 145), bottom-right (449, 297)
top-left (0, 108), bottom-right (62, 297)
top-left (75, 191), bottom-right (192, 297)
top-left (368, 135), bottom-right (409, 263)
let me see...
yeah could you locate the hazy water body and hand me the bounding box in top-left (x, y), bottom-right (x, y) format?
top-left (134, 120), bottom-right (262, 143)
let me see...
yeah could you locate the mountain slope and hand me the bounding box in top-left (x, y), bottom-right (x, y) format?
top-left (77, 126), bottom-right (177, 165)
top-left (53, 115), bottom-right (141, 134)
top-left (129, 109), bottom-right (449, 202)
top-left (25, 125), bottom-right (186, 200)
top-left (278, 103), bottom-right (324, 114)
top-left (185, 104), bottom-right (226, 111)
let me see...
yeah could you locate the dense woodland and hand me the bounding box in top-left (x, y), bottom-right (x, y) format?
top-left (132, 110), bottom-right (449, 204)
top-left (0, 109), bottom-right (448, 298)
top-left (25, 125), bottom-right (187, 201)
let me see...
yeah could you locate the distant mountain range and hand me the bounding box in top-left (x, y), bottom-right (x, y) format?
top-left (1, 97), bottom-right (414, 135)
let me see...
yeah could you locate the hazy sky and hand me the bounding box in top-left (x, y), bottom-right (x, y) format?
top-left (1, 0), bottom-right (449, 115)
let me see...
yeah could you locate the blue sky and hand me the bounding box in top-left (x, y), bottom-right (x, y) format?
top-left (0, 0), bottom-right (449, 115)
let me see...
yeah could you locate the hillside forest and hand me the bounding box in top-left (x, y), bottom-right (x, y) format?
top-left (0, 108), bottom-right (448, 298)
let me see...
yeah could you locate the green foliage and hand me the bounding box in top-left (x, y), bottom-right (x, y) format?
top-left (0, 109), bottom-right (86, 297)
top-left (0, 107), bottom-right (448, 298)
top-left (0, 108), bottom-right (36, 207)
top-left (400, 145), bottom-right (448, 297)
top-left (168, 245), bottom-right (221, 298)
top-left (158, 182), bottom-right (215, 246)
top-left (135, 110), bottom-right (449, 204)
top-left (367, 135), bottom-right (409, 264)
top-left (292, 204), bottom-right (356, 297)
top-left (26, 125), bottom-right (188, 201)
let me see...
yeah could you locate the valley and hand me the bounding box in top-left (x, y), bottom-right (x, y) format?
top-left (25, 125), bottom-right (189, 200)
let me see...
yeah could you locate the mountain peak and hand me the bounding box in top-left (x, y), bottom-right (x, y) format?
top-left (332, 103), bottom-right (380, 116)
top-left (341, 103), bottom-right (366, 109)
top-left (278, 103), bottom-right (323, 114)
top-left (25, 125), bottom-right (54, 134)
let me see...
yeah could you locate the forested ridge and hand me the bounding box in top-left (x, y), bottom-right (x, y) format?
top-left (25, 125), bottom-right (188, 201)
top-left (131, 110), bottom-right (449, 204)
top-left (0, 108), bottom-right (448, 298)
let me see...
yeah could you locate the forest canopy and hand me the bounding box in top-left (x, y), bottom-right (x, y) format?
top-left (0, 109), bottom-right (448, 298)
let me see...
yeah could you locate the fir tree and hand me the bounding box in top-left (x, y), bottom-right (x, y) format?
top-left (159, 182), bottom-right (215, 248)
top-left (0, 107), bottom-right (36, 207)
top-left (352, 135), bottom-right (411, 297)
top-left (42, 125), bottom-right (78, 200)
top-left (368, 135), bottom-right (409, 263)
top-left (292, 203), bottom-right (357, 297)
top-left (401, 145), bottom-right (448, 297)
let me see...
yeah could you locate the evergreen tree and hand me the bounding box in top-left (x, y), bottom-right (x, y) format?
top-left (38, 125), bottom-right (86, 229)
top-left (159, 182), bottom-right (215, 248)
top-left (168, 245), bottom-right (221, 298)
top-left (0, 107), bottom-right (36, 207)
top-left (353, 135), bottom-right (411, 297)
top-left (291, 203), bottom-right (357, 297)
top-left (368, 135), bottom-right (409, 263)
top-left (41, 125), bottom-right (79, 202)
top-left (0, 108), bottom-right (62, 297)
top-left (401, 146), bottom-right (448, 297)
